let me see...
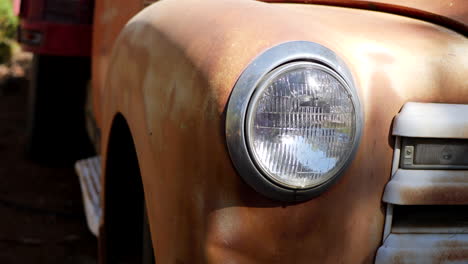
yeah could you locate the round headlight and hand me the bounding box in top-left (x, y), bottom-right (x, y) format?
top-left (246, 62), bottom-right (357, 189)
top-left (226, 41), bottom-right (362, 202)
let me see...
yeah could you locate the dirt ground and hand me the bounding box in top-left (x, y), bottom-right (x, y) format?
top-left (0, 54), bottom-right (98, 263)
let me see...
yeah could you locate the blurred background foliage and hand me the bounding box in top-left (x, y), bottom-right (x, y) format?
top-left (0, 0), bottom-right (18, 64)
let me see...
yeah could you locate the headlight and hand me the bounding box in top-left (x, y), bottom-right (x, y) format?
top-left (246, 62), bottom-right (357, 189)
top-left (226, 41), bottom-right (362, 202)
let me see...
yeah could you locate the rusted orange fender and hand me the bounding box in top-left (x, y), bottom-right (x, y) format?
top-left (101, 0), bottom-right (468, 263)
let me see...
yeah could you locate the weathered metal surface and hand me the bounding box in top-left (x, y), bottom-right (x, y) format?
top-left (91, 0), bottom-right (142, 127)
top-left (91, 0), bottom-right (161, 127)
top-left (262, 0), bottom-right (468, 36)
top-left (382, 137), bottom-right (401, 242)
top-left (393, 103), bottom-right (468, 139)
top-left (95, 0), bottom-right (468, 263)
top-left (75, 156), bottom-right (102, 237)
top-left (376, 234), bottom-right (468, 264)
top-left (91, 0), bottom-right (468, 129)
top-left (383, 169), bottom-right (468, 205)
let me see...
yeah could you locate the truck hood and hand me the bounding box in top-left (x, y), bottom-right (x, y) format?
top-left (262, 0), bottom-right (468, 36)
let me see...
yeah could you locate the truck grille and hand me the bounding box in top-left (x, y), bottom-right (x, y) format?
top-left (376, 102), bottom-right (468, 264)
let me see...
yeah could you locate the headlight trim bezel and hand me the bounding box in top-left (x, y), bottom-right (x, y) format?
top-left (226, 41), bottom-right (363, 202)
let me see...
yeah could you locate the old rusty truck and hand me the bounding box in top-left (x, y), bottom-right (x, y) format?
top-left (17, 0), bottom-right (468, 263)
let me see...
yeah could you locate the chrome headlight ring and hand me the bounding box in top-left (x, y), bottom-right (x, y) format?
top-left (226, 41), bottom-right (363, 202)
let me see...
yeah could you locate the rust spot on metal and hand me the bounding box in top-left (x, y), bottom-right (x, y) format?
top-left (435, 249), bottom-right (468, 263)
top-left (376, 234), bottom-right (468, 263)
top-left (399, 185), bottom-right (468, 205)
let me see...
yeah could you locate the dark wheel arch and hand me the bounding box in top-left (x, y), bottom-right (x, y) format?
top-left (100, 113), bottom-right (154, 263)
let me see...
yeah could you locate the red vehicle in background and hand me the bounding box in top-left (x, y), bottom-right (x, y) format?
top-left (17, 0), bottom-right (95, 163)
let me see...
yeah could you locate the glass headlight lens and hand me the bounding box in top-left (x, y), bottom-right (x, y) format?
top-left (246, 62), bottom-right (357, 189)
